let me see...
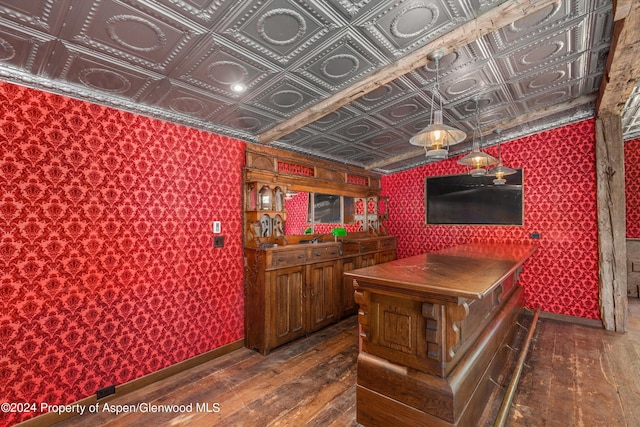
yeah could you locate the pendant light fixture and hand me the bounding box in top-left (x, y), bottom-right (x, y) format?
top-left (486, 129), bottom-right (516, 185)
top-left (409, 50), bottom-right (466, 160)
top-left (457, 97), bottom-right (497, 177)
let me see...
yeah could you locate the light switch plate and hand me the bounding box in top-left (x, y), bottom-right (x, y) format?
top-left (213, 221), bottom-right (221, 233)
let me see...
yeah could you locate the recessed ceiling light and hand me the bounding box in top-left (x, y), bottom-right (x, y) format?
top-left (231, 83), bottom-right (246, 93)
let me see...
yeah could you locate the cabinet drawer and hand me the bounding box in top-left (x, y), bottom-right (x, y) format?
top-left (272, 249), bottom-right (306, 267)
top-left (310, 246), bottom-right (341, 261)
top-left (360, 241), bottom-right (379, 253)
top-left (379, 238), bottom-right (396, 250)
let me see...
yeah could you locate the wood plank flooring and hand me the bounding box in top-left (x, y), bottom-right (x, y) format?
top-left (52, 300), bottom-right (640, 427)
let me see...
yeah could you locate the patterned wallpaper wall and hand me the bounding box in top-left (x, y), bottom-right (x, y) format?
top-left (285, 192), bottom-right (310, 235)
top-left (382, 120), bottom-right (600, 319)
top-left (0, 82), bottom-right (245, 426)
top-left (285, 192), bottom-right (362, 235)
top-left (626, 138), bottom-right (640, 238)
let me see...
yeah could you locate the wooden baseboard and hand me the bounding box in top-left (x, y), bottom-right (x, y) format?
top-left (528, 309), bottom-right (603, 329)
top-left (16, 339), bottom-right (245, 427)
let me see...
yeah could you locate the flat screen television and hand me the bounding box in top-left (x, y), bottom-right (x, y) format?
top-left (425, 169), bottom-right (523, 225)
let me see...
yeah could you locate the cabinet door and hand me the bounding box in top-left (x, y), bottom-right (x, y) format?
top-left (270, 266), bottom-right (306, 349)
top-left (376, 250), bottom-right (397, 264)
top-left (307, 260), bottom-right (339, 332)
top-left (340, 256), bottom-right (358, 317)
top-left (360, 253), bottom-right (377, 268)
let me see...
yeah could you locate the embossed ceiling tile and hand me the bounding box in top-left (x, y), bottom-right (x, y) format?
top-left (586, 2), bottom-right (613, 49)
top-left (457, 104), bottom-right (520, 133)
top-left (287, 133), bottom-right (345, 152)
top-left (52, 43), bottom-right (163, 100)
top-left (327, 116), bottom-right (388, 141)
top-left (515, 83), bottom-right (581, 117)
top-left (141, 80), bottom-right (232, 120)
top-left (137, 0), bottom-right (240, 27)
top-left (59, 0), bottom-right (207, 73)
top-left (370, 92), bottom-right (432, 126)
top-left (409, 43), bottom-right (484, 87)
top-left (345, 148), bottom-right (388, 165)
top-left (220, 0), bottom-right (344, 66)
top-left (352, 76), bottom-right (418, 111)
top-left (464, 0), bottom-right (505, 17)
top-left (437, 59), bottom-right (500, 103)
top-left (585, 44), bottom-right (609, 77)
top-left (172, 34), bottom-right (279, 98)
top-left (582, 74), bottom-right (602, 96)
top-left (293, 30), bottom-right (383, 92)
top-left (355, 129), bottom-right (408, 150)
top-left (495, 23), bottom-right (586, 78)
top-left (324, 141), bottom-right (375, 161)
top-left (250, 75), bottom-right (327, 117)
top-left (0, 21), bottom-right (56, 74)
top-left (273, 126), bottom-right (315, 144)
top-left (317, 0), bottom-right (386, 21)
top-left (216, 104), bottom-right (281, 134)
top-left (353, 0), bottom-right (471, 57)
top-left (0, 0), bottom-right (71, 34)
top-left (447, 89), bottom-right (515, 123)
top-left (506, 59), bottom-right (581, 100)
top-left (486, 0), bottom-right (585, 53)
top-left (306, 106), bottom-right (358, 131)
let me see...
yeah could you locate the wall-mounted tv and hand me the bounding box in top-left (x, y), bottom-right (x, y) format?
top-left (425, 169), bottom-right (523, 225)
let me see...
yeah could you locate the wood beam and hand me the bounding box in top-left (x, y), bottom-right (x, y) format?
top-left (595, 116), bottom-right (627, 332)
top-left (613, 0), bottom-right (633, 21)
top-left (596, 1), bottom-right (640, 117)
top-left (365, 93), bottom-right (597, 170)
top-left (258, 0), bottom-right (558, 145)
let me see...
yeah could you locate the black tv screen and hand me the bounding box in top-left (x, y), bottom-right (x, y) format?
top-left (425, 169), bottom-right (523, 225)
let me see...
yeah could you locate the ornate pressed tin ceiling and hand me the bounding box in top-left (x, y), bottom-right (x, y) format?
top-left (0, 0), bottom-right (636, 173)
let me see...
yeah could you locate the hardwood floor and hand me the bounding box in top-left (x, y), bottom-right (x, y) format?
top-left (53, 301), bottom-right (640, 427)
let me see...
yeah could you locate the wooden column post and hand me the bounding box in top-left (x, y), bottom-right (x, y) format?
top-left (595, 115), bottom-right (627, 332)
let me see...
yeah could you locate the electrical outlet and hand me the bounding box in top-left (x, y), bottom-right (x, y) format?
top-left (530, 232), bottom-right (541, 239)
top-left (96, 385), bottom-right (116, 400)
top-left (213, 235), bottom-right (224, 248)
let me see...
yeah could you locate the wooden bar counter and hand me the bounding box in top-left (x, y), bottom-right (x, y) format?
top-left (344, 243), bottom-right (536, 427)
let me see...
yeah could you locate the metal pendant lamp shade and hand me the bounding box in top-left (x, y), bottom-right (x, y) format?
top-left (458, 98), bottom-right (497, 176)
top-left (410, 50), bottom-right (466, 160)
top-left (486, 129), bottom-right (516, 185)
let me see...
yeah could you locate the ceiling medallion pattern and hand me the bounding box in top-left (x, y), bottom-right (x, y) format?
top-left (207, 60), bottom-right (249, 85)
top-left (78, 68), bottom-right (132, 93)
top-left (106, 15), bottom-right (167, 53)
top-left (320, 53), bottom-right (360, 78)
top-left (256, 8), bottom-right (307, 46)
top-left (169, 97), bottom-right (205, 114)
top-left (390, 3), bottom-right (439, 38)
top-left (0, 0), bottom-right (633, 173)
top-left (0, 36), bottom-right (15, 61)
top-left (226, 0), bottom-right (336, 65)
top-left (509, 1), bottom-right (562, 33)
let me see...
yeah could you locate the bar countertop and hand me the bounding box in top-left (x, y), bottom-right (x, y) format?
top-left (344, 242), bottom-right (536, 301)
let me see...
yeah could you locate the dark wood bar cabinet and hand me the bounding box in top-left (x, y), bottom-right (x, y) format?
top-left (345, 243), bottom-right (536, 426)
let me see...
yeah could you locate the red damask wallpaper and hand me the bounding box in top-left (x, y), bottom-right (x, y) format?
top-left (382, 120), bottom-right (600, 319)
top-left (284, 192), bottom-right (362, 235)
top-left (0, 82), bottom-right (245, 426)
top-left (626, 137), bottom-right (640, 238)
